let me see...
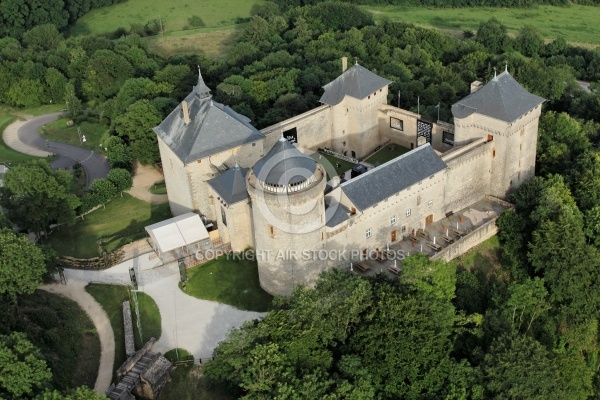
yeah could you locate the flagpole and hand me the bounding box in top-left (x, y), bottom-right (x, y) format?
top-left (417, 96), bottom-right (420, 115)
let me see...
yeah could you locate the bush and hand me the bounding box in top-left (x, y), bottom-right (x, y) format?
top-left (187, 15), bottom-right (205, 28)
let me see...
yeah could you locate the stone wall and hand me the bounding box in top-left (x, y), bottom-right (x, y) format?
top-left (431, 216), bottom-right (498, 262)
top-left (261, 105), bottom-right (331, 152)
top-left (158, 138), bottom-right (194, 217)
top-left (123, 301), bottom-right (135, 357)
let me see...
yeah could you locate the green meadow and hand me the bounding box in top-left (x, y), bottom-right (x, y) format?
top-left (363, 4), bottom-right (600, 46)
top-left (69, 0), bottom-right (264, 36)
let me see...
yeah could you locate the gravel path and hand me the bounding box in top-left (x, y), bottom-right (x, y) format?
top-left (38, 282), bottom-right (115, 395)
top-left (126, 163), bottom-right (168, 204)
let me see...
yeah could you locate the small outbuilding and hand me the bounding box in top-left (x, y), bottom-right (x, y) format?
top-left (145, 213), bottom-right (210, 262)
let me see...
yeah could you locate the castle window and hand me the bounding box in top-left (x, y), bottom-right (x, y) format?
top-left (443, 131), bottom-right (454, 145)
top-left (487, 134), bottom-right (494, 142)
top-left (368, 95), bottom-right (371, 99)
top-left (390, 117), bottom-right (404, 131)
top-left (492, 149), bottom-right (496, 158)
top-left (269, 225), bottom-right (274, 236)
top-left (252, 142), bottom-right (256, 147)
top-left (401, 225), bottom-right (407, 233)
top-left (366, 228), bottom-right (372, 238)
top-left (428, 200), bottom-right (433, 207)
top-left (197, 159), bottom-right (202, 164)
top-left (221, 206), bottom-right (227, 227)
top-left (391, 215), bottom-right (397, 226)
top-left (406, 209), bottom-right (411, 217)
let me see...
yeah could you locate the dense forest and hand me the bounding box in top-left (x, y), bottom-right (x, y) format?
top-left (2, 0), bottom-right (600, 398)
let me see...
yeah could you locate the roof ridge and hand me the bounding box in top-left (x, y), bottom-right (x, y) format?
top-left (340, 144), bottom-right (431, 188)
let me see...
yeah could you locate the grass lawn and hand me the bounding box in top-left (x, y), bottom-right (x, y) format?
top-left (16, 290), bottom-right (100, 390)
top-left (44, 193), bottom-right (172, 258)
top-left (40, 117), bottom-right (110, 154)
top-left (183, 256), bottom-right (273, 312)
top-left (363, 4), bottom-right (600, 46)
top-left (131, 291), bottom-right (162, 348)
top-left (161, 365), bottom-right (234, 400)
top-left (86, 284), bottom-right (131, 373)
top-left (449, 235), bottom-right (509, 282)
top-left (365, 144), bottom-right (411, 166)
top-left (163, 348), bottom-right (193, 363)
top-left (147, 27), bottom-right (242, 59)
top-left (69, 0), bottom-right (264, 36)
top-left (149, 181), bottom-right (167, 195)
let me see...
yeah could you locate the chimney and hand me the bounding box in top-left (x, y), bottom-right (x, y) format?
top-left (181, 101), bottom-right (190, 124)
top-left (342, 56), bottom-right (348, 73)
top-left (470, 80), bottom-right (483, 94)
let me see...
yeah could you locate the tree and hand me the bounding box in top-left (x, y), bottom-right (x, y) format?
top-left (22, 24), bottom-right (63, 51)
top-left (113, 78), bottom-right (173, 116)
top-left (38, 386), bottom-right (108, 400)
top-left (481, 334), bottom-right (592, 400)
top-left (88, 179), bottom-right (117, 208)
top-left (0, 161), bottom-right (80, 238)
top-left (105, 136), bottom-right (133, 170)
top-left (505, 277), bottom-right (550, 334)
top-left (45, 68), bottom-right (68, 105)
top-left (516, 25), bottom-right (544, 57)
top-left (83, 49), bottom-right (134, 100)
top-left (0, 229), bottom-right (46, 302)
top-left (7, 79), bottom-right (45, 108)
top-left (113, 100), bottom-right (162, 164)
top-left (106, 168), bottom-right (132, 196)
top-left (476, 18), bottom-right (510, 54)
top-left (64, 82), bottom-right (82, 118)
top-left (0, 332), bottom-right (52, 399)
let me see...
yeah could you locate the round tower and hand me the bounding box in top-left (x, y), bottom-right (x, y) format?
top-left (247, 137), bottom-right (327, 296)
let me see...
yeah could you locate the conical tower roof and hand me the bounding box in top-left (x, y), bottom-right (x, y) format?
top-left (253, 137), bottom-right (317, 186)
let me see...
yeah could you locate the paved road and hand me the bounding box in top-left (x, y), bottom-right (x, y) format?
top-left (18, 112), bottom-right (110, 185)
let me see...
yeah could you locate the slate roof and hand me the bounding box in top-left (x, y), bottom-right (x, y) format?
top-left (326, 202), bottom-right (350, 228)
top-left (153, 73), bottom-right (264, 164)
top-left (319, 63), bottom-right (392, 106)
top-left (451, 71), bottom-right (545, 123)
top-left (207, 165), bottom-right (249, 205)
top-left (341, 144), bottom-right (447, 211)
top-left (253, 137), bottom-right (317, 186)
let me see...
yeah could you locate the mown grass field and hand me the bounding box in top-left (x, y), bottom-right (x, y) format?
top-left (363, 4), bottom-right (600, 46)
top-left (69, 0), bottom-right (263, 36)
top-left (86, 284), bottom-right (130, 373)
top-left (132, 292), bottom-right (162, 348)
top-left (40, 117), bottom-right (110, 154)
top-left (183, 255), bottom-right (273, 312)
top-left (44, 193), bottom-right (171, 258)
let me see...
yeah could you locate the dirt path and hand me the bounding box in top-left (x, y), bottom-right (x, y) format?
top-left (127, 163), bottom-right (168, 204)
top-left (39, 282), bottom-right (115, 395)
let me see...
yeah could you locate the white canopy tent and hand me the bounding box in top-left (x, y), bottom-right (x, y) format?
top-left (145, 213), bottom-right (209, 261)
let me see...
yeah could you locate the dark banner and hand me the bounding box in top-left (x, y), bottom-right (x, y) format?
top-left (417, 119), bottom-right (432, 143)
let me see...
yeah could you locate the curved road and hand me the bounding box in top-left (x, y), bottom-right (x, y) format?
top-left (18, 112), bottom-right (109, 185)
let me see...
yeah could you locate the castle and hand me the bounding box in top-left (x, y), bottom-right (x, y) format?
top-left (153, 59), bottom-right (544, 296)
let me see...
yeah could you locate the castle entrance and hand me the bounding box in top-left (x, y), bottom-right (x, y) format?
top-left (391, 230), bottom-right (397, 242)
top-left (425, 214), bottom-right (433, 225)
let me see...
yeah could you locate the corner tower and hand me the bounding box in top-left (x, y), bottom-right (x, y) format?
top-left (451, 70), bottom-right (545, 198)
top-left (246, 137), bottom-right (327, 296)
